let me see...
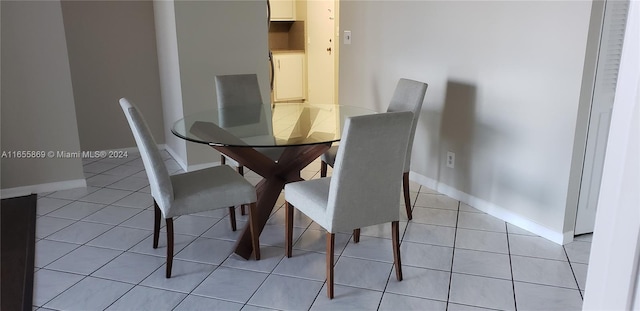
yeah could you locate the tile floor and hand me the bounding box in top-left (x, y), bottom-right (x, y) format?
top-left (33, 151), bottom-right (591, 310)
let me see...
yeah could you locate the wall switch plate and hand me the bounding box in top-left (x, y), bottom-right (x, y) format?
top-left (344, 30), bottom-right (351, 45)
top-left (446, 151), bottom-right (455, 168)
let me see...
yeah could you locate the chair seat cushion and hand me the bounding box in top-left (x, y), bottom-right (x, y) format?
top-left (320, 146), bottom-right (339, 167)
top-left (167, 165), bottom-right (257, 218)
top-left (284, 178), bottom-right (332, 230)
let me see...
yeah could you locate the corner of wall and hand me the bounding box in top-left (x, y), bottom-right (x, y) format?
top-left (1, 0), bottom-right (85, 191)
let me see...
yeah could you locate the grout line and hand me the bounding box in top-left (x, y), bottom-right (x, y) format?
top-left (39, 222), bottom-right (131, 308)
top-left (376, 185), bottom-right (418, 310)
top-left (511, 279), bottom-right (585, 292)
top-left (39, 155), bottom-right (582, 310)
top-left (412, 205), bottom-right (460, 213)
top-left (377, 235), bottom-right (396, 311)
top-left (162, 207), bottom-right (256, 310)
top-left (445, 200), bottom-right (461, 311)
top-left (245, 210), bottom-right (317, 310)
top-left (33, 268), bottom-right (88, 308)
top-left (564, 245), bottom-right (584, 300)
top-left (506, 222), bottom-right (518, 311)
top-left (170, 260), bottom-right (223, 310)
top-left (35, 155), bottom-right (216, 309)
top-left (308, 277), bottom-right (324, 310)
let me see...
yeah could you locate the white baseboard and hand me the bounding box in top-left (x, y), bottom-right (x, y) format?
top-left (161, 144), bottom-right (221, 172)
top-left (409, 171), bottom-right (438, 191)
top-left (1, 179), bottom-right (87, 199)
top-left (409, 171), bottom-right (572, 245)
top-left (161, 144), bottom-right (188, 172)
top-left (186, 161), bottom-right (220, 172)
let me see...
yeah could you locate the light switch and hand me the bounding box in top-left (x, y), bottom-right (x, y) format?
top-left (344, 30), bottom-right (351, 45)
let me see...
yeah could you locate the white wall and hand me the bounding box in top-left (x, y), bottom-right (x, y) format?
top-left (1, 0), bottom-right (85, 196)
top-left (154, 0), bottom-right (188, 163)
top-left (339, 1), bottom-right (592, 242)
top-left (61, 1), bottom-right (165, 151)
top-left (155, 0), bottom-right (271, 168)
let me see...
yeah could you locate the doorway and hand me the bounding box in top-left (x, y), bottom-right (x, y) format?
top-left (306, 0), bottom-right (338, 105)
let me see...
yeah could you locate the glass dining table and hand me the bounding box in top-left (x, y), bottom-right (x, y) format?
top-left (172, 103), bottom-right (375, 259)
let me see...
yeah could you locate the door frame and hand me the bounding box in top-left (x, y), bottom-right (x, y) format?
top-left (333, 0), bottom-right (340, 105)
top-left (583, 0), bottom-right (639, 306)
top-left (568, 0), bottom-right (628, 236)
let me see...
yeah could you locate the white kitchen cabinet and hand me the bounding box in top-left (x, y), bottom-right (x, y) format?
top-left (270, 0), bottom-right (295, 21)
top-left (273, 52), bottom-right (305, 102)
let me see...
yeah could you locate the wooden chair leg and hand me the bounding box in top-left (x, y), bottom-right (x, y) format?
top-left (166, 218), bottom-right (174, 278)
top-left (320, 160), bottom-right (328, 178)
top-left (248, 203), bottom-right (260, 260)
top-left (153, 201), bottom-right (161, 249)
top-left (403, 172), bottom-right (412, 220)
top-left (326, 232), bottom-right (335, 299)
top-left (223, 156), bottom-right (247, 216)
top-left (353, 228), bottom-right (360, 243)
top-left (392, 221), bottom-right (402, 281)
top-left (229, 206), bottom-right (237, 231)
top-left (238, 164), bottom-right (246, 216)
top-left (285, 202), bottom-right (294, 258)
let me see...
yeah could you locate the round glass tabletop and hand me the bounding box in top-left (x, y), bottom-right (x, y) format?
top-left (171, 103), bottom-right (376, 147)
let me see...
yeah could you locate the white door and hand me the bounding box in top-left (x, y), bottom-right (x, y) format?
top-left (575, 0), bottom-right (629, 235)
top-left (307, 0), bottom-right (336, 105)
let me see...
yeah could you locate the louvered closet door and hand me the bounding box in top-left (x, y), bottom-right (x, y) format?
top-left (575, 0), bottom-right (630, 235)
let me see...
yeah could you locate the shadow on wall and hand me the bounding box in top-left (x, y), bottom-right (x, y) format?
top-left (438, 81), bottom-right (479, 194)
top-left (435, 80), bottom-right (555, 215)
top-left (437, 80), bottom-right (506, 205)
top-left (413, 107), bottom-right (441, 180)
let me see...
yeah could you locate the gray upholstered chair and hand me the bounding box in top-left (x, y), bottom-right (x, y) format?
top-left (284, 111), bottom-right (414, 299)
top-left (215, 74), bottom-right (283, 215)
top-left (119, 98), bottom-right (260, 278)
top-left (320, 78), bottom-right (427, 220)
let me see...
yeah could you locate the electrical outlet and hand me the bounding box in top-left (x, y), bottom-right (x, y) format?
top-left (446, 151), bottom-right (455, 168)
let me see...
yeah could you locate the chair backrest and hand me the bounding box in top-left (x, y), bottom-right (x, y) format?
top-left (215, 74), bottom-right (263, 108)
top-left (119, 98), bottom-right (173, 215)
top-left (215, 74), bottom-right (272, 137)
top-left (326, 111), bottom-right (414, 232)
top-left (387, 78), bottom-right (428, 173)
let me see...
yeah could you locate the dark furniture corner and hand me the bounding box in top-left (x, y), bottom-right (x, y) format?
top-left (1, 193), bottom-right (37, 311)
